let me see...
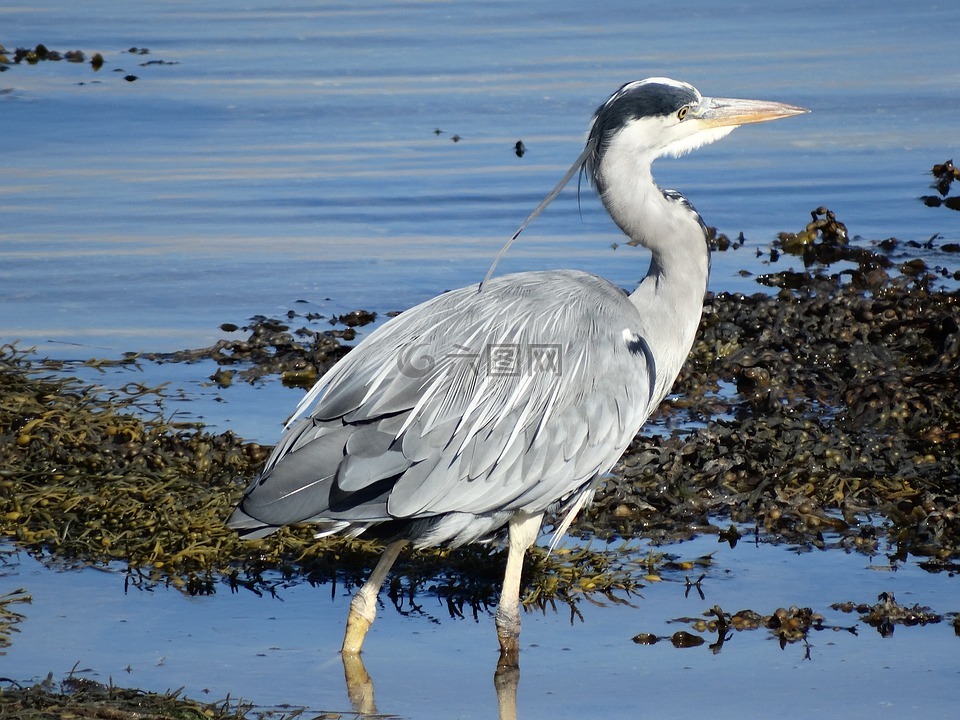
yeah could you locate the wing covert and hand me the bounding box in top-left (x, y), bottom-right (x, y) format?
top-left (238, 270), bottom-right (659, 533)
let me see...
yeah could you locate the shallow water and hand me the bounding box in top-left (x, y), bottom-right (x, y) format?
top-left (2, 1), bottom-right (960, 717)
top-left (4, 534), bottom-right (958, 719)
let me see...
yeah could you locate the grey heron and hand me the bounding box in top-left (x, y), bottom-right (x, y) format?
top-left (228, 77), bottom-right (806, 662)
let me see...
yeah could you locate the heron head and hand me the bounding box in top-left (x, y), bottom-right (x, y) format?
top-left (585, 77), bottom-right (807, 190)
top-left (484, 78), bottom-right (806, 286)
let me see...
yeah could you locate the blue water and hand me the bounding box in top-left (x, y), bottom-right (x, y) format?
top-left (2, 1), bottom-right (959, 718)
top-left (2, 1), bottom-right (957, 357)
top-left (4, 534), bottom-right (958, 720)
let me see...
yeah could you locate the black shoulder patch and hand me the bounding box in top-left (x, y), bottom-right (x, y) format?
top-left (625, 331), bottom-right (657, 403)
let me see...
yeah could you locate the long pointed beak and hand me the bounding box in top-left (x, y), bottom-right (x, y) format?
top-left (697, 96), bottom-right (808, 128)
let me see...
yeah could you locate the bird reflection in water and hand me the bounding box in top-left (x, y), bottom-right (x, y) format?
top-left (341, 651), bottom-right (521, 720)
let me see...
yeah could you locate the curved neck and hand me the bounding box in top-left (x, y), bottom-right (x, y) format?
top-left (597, 152), bottom-right (710, 407)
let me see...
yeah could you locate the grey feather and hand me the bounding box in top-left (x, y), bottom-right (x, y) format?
top-left (229, 270), bottom-right (664, 544)
top-left (336, 448), bottom-right (410, 492)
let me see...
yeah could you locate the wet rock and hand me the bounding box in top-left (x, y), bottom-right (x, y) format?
top-left (670, 630), bottom-right (705, 648)
top-left (145, 313), bottom-right (352, 387)
top-left (921, 160), bottom-right (960, 211)
top-left (6, 44), bottom-right (178, 81)
top-left (832, 591), bottom-right (942, 637)
top-left (931, 159), bottom-right (959, 197)
top-left (337, 309), bottom-right (377, 327)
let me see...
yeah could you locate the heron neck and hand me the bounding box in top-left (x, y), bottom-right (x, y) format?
top-left (601, 162), bottom-right (710, 406)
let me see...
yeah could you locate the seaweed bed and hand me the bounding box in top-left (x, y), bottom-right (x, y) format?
top-left (588, 208), bottom-right (960, 567)
top-left (0, 674), bottom-right (310, 720)
top-left (2, 206), bottom-right (960, 714)
top-left (3, 206), bottom-right (959, 592)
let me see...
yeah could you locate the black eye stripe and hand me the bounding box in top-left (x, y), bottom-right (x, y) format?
top-left (590, 82), bottom-right (699, 144)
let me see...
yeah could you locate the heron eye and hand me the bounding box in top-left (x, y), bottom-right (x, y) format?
top-left (677, 106), bottom-right (690, 121)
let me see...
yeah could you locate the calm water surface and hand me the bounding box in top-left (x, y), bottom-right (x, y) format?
top-left (4, 534), bottom-right (958, 720)
top-left (2, 1), bottom-right (959, 718)
top-left (3, 1), bottom-right (958, 358)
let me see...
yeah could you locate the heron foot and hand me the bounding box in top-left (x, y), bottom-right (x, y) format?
top-left (340, 539), bottom-right (407, 655)
top-left (495, 605), bottom-right (521, 667)
top-left (342, 604), bottom-right (373, 654)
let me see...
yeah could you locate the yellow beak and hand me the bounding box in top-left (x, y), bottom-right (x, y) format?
top-left (696, 96), bottom-right (809, 128)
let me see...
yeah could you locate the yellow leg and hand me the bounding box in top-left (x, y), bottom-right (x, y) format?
top-left (495, 511), bottom-right (543, 666)
top-left (341, 539), bottom-right (408, 654)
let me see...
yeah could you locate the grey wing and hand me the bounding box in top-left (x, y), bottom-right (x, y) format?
top-left (229, 270), bottom-right (658, 546)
